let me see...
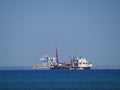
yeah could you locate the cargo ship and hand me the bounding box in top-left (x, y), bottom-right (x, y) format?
top-left (33, 48), bottom-right (92, 70)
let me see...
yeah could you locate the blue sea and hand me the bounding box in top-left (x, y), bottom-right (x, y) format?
top-left (0, 69), bottom-right (120, 90)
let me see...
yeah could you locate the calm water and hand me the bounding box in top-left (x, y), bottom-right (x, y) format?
top-left (0, 69), bottom-right (120, 90)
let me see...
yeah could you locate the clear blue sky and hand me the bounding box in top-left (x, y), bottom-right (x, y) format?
top-left (0, 0), bottom-right (120, 66)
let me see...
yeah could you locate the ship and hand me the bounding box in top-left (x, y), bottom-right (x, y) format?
top-left (33, 48), bottom-right (92, 70)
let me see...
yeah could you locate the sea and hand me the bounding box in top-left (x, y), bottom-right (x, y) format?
top-left (0, 69), bottom-right (120, 90)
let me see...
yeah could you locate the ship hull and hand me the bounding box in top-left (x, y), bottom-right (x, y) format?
top-left (50, 66), bottom-right (91, 70)
top-left (50, 66), bottom-right (70, 70)
top-left (77, 67), bottom-right (91, 70)
top-left (69, 67), bottom-right (91, 70)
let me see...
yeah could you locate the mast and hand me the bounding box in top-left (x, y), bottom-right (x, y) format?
top-left (70, 56), bottom-right (73, 66)
top-left (56, 47), bottom-right (59, 65)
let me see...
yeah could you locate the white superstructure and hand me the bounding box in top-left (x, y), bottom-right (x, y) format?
top-left (71, 56), bottom-right (92, 70)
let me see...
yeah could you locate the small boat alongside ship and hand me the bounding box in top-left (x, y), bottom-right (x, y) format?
top-left (32, 48), bottom-right (92, 70)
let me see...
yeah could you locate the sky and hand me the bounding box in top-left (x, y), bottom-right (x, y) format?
top-left (0, 0), bottom-right (120, 66)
